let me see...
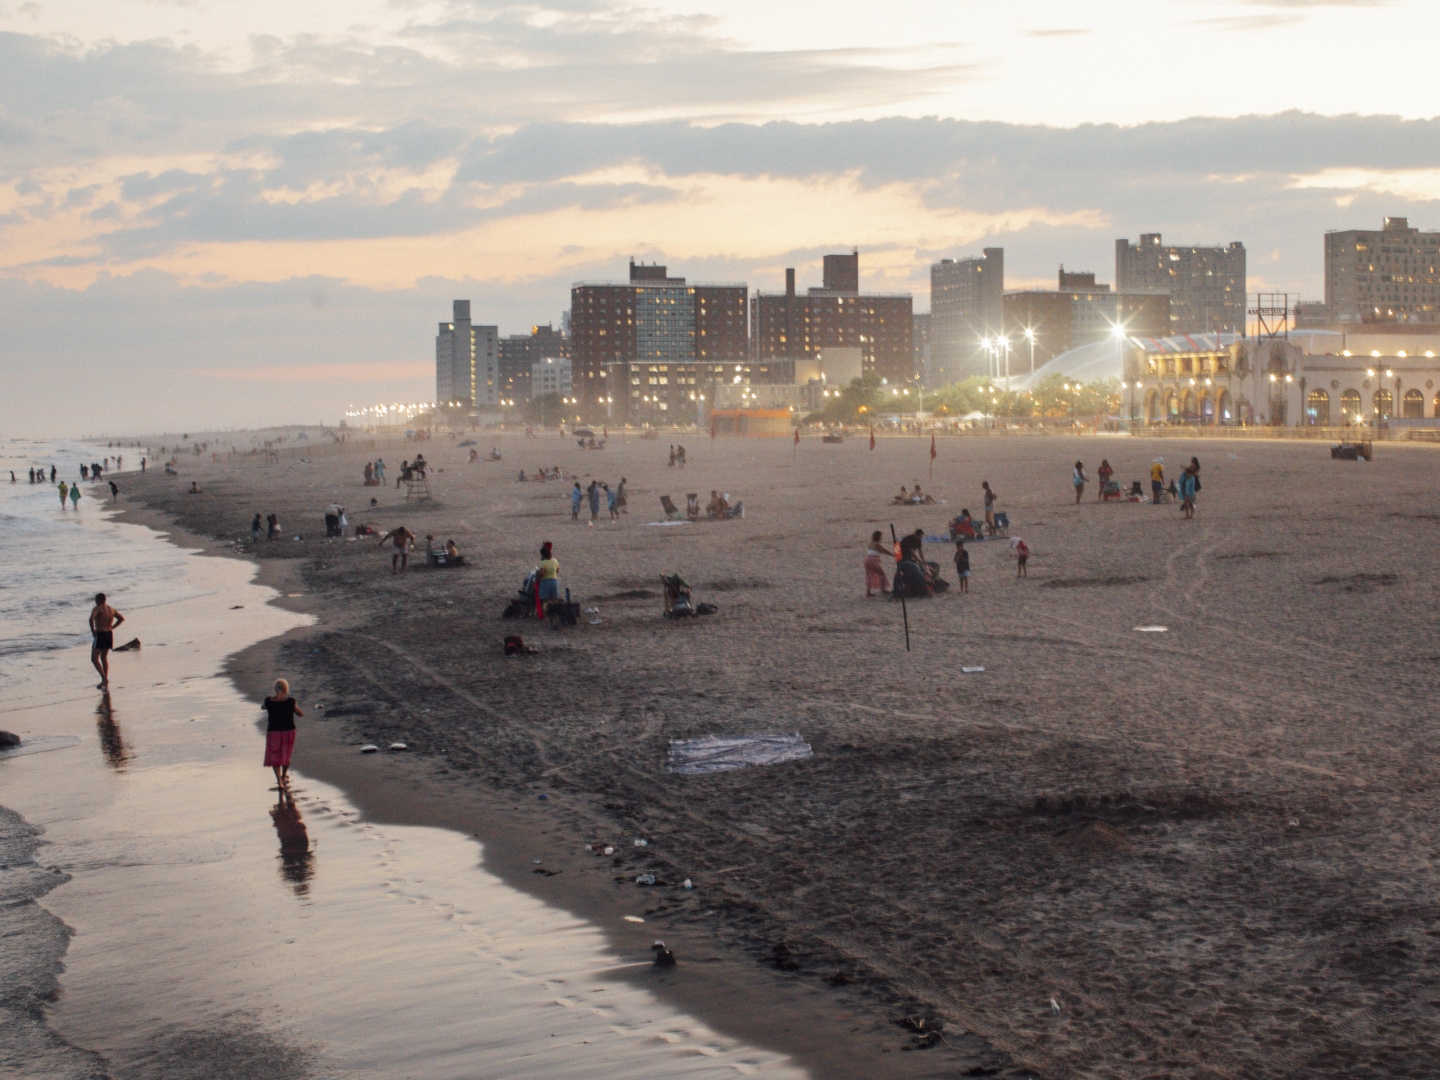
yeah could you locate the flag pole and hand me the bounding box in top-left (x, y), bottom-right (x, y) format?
top-left (890, 523), bottom-right (911, 652)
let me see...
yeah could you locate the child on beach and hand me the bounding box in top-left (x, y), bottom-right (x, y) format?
top-left (1014, 539), bottom-right (1029, 577)
top-left (953, 541), bottom-right (970, 593)
top-left (262, 679), bottom-right (303, 788)
top-left (864, 531), bottom-right (892, 596)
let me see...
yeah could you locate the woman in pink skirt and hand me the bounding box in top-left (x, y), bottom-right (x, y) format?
top-left (864, 530), bottom-right (893, 597)
top-left (262, 678), bottom-right (303, 787)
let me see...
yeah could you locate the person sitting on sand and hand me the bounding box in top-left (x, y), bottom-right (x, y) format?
top-left (189, 481), bottom-right (201, 494)
top-left (468, 448), bottom-right (479, 462)
top-left (377, 526), bottom-right (416, 574)
top-left (707, 490), bottom-right (725, 518)
top-left (518, 469), bottom-right (527, 482)
top-left (913, 485), bottom-right (936, 505)
top-left (893, 486), bottom-right (910, 504)
top-left (445, 539), bottom-right (462, 563)
top-left (490, 447), bottom-right (501, 460)
top-left (949, 510), bottom-right (979, 541)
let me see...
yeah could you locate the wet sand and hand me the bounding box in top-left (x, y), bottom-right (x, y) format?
top-left (0, 502), bottom-right (820, 1080)
top-left (114, 431), bottom-right (1440, 1078)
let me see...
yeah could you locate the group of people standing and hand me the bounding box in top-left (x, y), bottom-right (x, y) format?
top-left (250, 513), bottom-right (282, 542)
top-left (572, 478), bottom-right (627, 521)
top-left (363, 459), bottom-right (386, 485)
top-left (667, 445), bottom-right (687, 468)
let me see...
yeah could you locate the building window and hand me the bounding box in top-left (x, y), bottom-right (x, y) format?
top-left (1340, 389), bottom-right (1361, 421)
top-left (1306, 389), bottom-right (1330, 426)
top-left (1404, 388), bottom-right (1425, 419)
top-left (1373, 389), bottom-right (1393, 419)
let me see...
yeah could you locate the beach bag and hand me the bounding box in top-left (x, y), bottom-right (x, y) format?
top-left (503, 635), bottom-right (535, 656)
top-left (1193, 475), bottom-right (1201, 492)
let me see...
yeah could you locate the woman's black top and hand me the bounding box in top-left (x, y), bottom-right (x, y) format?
top-left (263, 697), bottom-right (298, 733)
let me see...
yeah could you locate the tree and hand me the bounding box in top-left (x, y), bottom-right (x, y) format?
top-left (812, 372), bottom-right (890, 423)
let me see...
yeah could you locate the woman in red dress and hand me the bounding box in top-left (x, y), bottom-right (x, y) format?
top-left (262, 679), bottom-right (303, 788)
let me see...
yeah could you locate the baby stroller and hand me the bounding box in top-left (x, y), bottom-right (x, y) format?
top-left (503, 572), bottom-right (538, 618)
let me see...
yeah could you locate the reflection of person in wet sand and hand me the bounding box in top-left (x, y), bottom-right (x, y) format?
top-left (270, 788), bottom-right (315, 896)
top-left (88, 592), bottom-right (124, 691)
top-left (95, 694), bottom-right (130, 769)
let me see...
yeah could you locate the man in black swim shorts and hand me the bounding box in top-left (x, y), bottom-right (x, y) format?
top-left (89, 592), bottom-right (125, 691)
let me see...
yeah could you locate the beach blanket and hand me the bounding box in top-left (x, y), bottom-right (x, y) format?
top-left (641, 520), bottom-right (690, 527)
top-left (667, 733), bottom-right (813, 775)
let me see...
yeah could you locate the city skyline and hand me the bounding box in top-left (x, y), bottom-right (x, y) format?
top-left (4, 0), bottom-right (1440, 432)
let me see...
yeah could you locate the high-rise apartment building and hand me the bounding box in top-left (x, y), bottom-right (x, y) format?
top-left (1115, 234), bottom-right (1245, 334)
top-left (929, 249), bottom-right (1004, 385)
top-left (1325, 217), bottom-right (1440, 325)
top-left (1002, 268), bottom-right (1171, 373)
top-left (531, 356), bottom-right (573, 398)
top-left (753, 253), bottom-right (914, 384)
top-left (499, 323), bottom-right (568, 402)
top-left (435, 300), bottom-right (498, 408)
top-left (570, 262), bottom-right (748, 422)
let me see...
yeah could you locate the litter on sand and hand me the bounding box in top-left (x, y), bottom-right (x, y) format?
top-left (640, 520), bottom-right (690, 527)
top-left (359, 744), bottom-right (379, 753)
top-left (962, 666), bottom-right (986, 673)
top-left (1134, 625), bottom-right (1169, 633)
top-left (635, 873), bottom-right (656, 885)
top-left (623, 916), bottom-right (645, 923)
top-left (667, 733), bottom-right (814, 775)
top-left (389, 742), bottom-right (408, 751)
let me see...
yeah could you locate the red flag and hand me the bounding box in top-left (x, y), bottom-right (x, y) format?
top-left (929, 434), bottom-right (937, 460)
top-left (794, 428), bottom-right (800, 445)
top-left (869, 425), bottom-right (876, 451)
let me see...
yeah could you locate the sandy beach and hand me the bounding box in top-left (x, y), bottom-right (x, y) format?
top-left (111, 429), bottom-right (1440, 1079)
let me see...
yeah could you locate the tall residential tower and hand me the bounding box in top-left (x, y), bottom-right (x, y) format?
top-left (435, 300), bottom-right (498, 408)
top-left (1115, 234), bottom-right (1245, 335)
top-left (929, 249), bottom-right (1003, 385)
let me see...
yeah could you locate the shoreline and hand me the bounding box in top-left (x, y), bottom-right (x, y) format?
top-left (109, 481), bottom-right (1000, 1078)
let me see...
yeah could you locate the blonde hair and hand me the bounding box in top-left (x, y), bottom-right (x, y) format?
top-left (273, 678), bottom-right (289, 696)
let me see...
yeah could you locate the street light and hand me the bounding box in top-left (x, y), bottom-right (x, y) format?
top-left (1024, 327), bottom-right (1036, 375)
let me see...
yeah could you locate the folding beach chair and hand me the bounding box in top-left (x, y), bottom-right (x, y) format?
top-left (659, 495), bottom-right (682, 520)
top-left (686, 494), bottom-right (700, 520)
top-left (989, 511), bottom-right (1010, 538)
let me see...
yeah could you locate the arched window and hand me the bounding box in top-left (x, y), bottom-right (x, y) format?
top-left (1200, 393), bottom-right (1215, 423)
top-left (1165, 391), bottom-right (1178, 418)
top-left (1215, 388), bottom-right (1232, 424)
top-left (1307, 389), bottom-right (1330, 426)
top-left (1403, 388), bottom-right (1424, 419)
top-left (1145, 390), bottom-right (1161, 421)
top-left (1181, 391), bottom-right (1195, 419)
top-left (1340, 389), bottom-right (1362, 421)
top-left (1374, 389), bottom-right (1393, 419)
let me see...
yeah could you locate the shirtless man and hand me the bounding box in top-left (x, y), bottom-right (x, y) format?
top-left (89, 592), bottom-right (125, 690)
top-left (377, 526), bottom-right (416, 574)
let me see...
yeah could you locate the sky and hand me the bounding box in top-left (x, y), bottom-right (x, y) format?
top-left (3, 0), bottom-right (1440, 434)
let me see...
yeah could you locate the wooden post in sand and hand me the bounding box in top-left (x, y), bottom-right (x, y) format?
top-left (890, 523), bottom-right (911, 652)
